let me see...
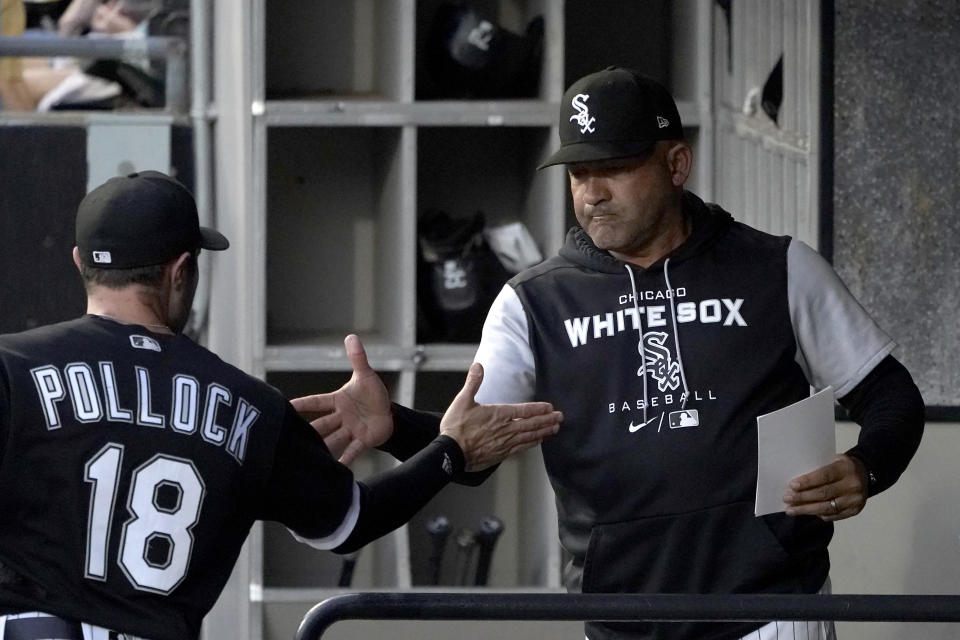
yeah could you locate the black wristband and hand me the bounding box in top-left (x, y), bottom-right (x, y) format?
top-left (435, 434), bottom-right (466, 477)
top-left (845, 450), bottom-right (879, 496)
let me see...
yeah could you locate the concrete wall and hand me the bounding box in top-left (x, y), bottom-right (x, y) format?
top-left (830, 1), bottom-right (959, 638)
top-left (832, 0), bottom-right (960, 408)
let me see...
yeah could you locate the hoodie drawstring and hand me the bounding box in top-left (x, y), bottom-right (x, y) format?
top-left (663, 258), bottom-right (690, 408)
top-left (624, 265), bottom-right (648, 424)
top-left (625, 259), bottom-right (691, 424)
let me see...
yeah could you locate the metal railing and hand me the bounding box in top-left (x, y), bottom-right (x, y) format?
top-left (296, 592), bottom-right (960, 640)
top-left (0, 35), bottom-right (187, 111)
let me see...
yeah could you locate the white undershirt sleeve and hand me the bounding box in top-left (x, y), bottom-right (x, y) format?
top-left (288, 482), bottom-right (361, 550)
top-left (473, 285), bottom-right (536, 404)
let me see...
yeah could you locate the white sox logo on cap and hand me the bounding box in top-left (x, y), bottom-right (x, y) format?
top-left (467, 20), bottom-right (494, 50)
top-left (538, 67), bottom-right (684, 169)
top-left (570, 93), bottom-right (595, 134)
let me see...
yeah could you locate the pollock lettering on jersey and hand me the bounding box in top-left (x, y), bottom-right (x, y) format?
top-left (29, 362), bottom-right (260, 463)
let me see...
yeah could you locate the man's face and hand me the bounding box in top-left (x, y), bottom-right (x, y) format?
top-left (568, 145), bottom-right (681, 263)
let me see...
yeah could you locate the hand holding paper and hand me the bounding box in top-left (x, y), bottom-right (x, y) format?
top-left (783, 452), bottom-right (869, 522)
top-left (755, 387), bottom-right (837, 517)
top-left (755, 386), bottom-right (870, 521)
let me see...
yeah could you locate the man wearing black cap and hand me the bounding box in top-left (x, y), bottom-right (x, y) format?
top-left (0, 171), bottom-right (561, 640)
top-left (298, 68), bottom-right (925, 640)
top-left (473, 67), bottom-right (924, 640)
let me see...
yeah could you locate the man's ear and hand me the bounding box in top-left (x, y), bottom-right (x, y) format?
top-left (72, 247), bottom-right (83, 272)
top-left (170, 251), bottom-right (194, 290)
top-left (666, 142), bottom-right (692, 187)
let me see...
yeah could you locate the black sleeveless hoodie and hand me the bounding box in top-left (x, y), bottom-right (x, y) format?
top-left (510, 192), bottom-right (835, 640)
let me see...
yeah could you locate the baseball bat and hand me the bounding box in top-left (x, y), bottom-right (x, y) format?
top-left (337, 550), bottom-right (360, 587)
top-left (473, 515), bottom-right (504, 586)
top-left (453, 527), bottom-right (477, 586)
top-left (425, 515), bottom-right (451, 586)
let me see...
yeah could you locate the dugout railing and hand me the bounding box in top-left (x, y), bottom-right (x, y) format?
top-left (296, 592), bottom-right (960, 640)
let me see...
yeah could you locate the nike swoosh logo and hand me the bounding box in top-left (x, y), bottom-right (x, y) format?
top-left (628, 415), bottom-right (660, 432)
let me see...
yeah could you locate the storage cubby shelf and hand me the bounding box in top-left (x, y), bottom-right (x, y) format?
top-left (225, 1), bottom-right (715, 638)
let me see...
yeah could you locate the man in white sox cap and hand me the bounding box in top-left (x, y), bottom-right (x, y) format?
top-left (294, 66), bottom-right (925, 640)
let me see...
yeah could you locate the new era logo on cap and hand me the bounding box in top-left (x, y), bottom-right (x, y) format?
top-left (92, 251), bottom-right (112, 264)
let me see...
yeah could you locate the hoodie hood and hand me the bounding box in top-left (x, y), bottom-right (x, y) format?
top-left (559, 190), bottom-right (734, 273)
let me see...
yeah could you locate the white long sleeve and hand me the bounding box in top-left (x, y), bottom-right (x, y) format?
top-left (473, 285), bottom-right (537, 404)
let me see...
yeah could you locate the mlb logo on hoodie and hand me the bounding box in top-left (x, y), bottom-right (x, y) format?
top-left (669, 409), bottom-right (699, 429)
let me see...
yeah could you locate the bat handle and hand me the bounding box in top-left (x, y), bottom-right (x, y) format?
top-left (338, 550), bottom-right (360, 587)
top-left (454, 527), bottom-right (477, 586)
top-left (426, 515), bottom-right (451, 586)
top-left (473, 515), bottom-right (504, 586)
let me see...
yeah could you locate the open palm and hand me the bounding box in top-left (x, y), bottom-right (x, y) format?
top-left (290, 334), bottom-right (394, 464)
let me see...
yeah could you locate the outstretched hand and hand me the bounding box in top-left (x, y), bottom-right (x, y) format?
top-left (440, 362), bottom-right (563, 472)
top-left (783, 454), bottom-right (869, 522)
top-left (290, 334), bottom-right (393, 464)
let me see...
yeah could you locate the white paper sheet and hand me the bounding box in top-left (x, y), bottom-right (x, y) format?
top-left (755, 387), bottom-right (836, 516)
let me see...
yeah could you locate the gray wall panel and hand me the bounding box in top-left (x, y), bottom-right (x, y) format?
top-left (833, 0), bottom-right (960, 408)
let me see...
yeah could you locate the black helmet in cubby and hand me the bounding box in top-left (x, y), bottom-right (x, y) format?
top-left (424, 2), bottom-right (544, 99)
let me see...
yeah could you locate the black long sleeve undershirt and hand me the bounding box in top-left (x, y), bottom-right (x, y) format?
top-left (838, 354), bottom-right (925, 496)
top-left (379, 403), bottom-right (443, 460)
top-left (333, 435), bottom-right (465, 554)
top-left (381, 354), bottom-right (925, 497)
top-left (379, 403), bottom-right (497, 486)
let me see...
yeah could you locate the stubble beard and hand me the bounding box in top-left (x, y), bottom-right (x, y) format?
top-left (587, 216), bottom-right (655, 258)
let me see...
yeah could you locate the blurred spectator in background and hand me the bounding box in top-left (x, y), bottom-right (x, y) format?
top-left (58, 0), bottom-right (155, 36)
top-left (0, 0), bottom-right (29, 109)
top-left (23, 0), bottom-right (70, 30)
top-left (0, 0), bottom-right (186, 111)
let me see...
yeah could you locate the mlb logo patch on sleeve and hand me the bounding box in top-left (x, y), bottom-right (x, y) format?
top-left (130, 335), bottom-right (161, 352)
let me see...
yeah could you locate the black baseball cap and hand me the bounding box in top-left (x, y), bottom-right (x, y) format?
top-left (76, 170), bottom-right (229, 269)
top-left (537, 66), bottom-right (684, 169)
